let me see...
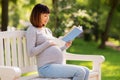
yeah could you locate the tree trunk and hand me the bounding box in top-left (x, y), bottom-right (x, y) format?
top-left (93, 22), bottom-right (99, 42)
top-left (52, 0), bottom-right (59, 36)
top-left (1, 0), bottom-right (8, 31)
top-left (99, 0), bottom-right (118, 49)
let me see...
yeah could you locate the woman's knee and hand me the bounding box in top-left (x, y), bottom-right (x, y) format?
top-left (74, 68), bottom-right (86, 77)
top-left (83, 67), bottom-right (89, 74)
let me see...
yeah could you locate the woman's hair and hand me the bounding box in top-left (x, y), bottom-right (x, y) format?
top-left (30, 4), bottom-right (50, 28)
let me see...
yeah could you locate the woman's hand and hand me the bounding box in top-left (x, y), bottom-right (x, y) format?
top-left (48, 40), bottom-right (56, 46)
top-left (65, 41), bottom-right (72, 48)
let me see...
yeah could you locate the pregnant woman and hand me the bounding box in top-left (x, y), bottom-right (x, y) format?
top-left (26, 3), bottom-right (89, 80)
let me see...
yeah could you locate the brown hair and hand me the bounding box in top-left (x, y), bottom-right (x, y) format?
top-left (30, 4), bottom-right (50, 28)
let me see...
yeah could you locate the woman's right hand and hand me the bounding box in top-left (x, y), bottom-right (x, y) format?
top-left (47, 40), bottom-right (56, 46)
top-left (65, 41), bottom-right (72, 48)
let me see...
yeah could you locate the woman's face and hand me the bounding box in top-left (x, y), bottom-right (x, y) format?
top-left (40, 13), bottom-right (49, 27)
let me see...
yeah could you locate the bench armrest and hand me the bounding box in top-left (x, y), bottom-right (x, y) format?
top-left (65, 53), bottom-right (105, 63)
top-left (0, 66), bottom-right (21, 80)
top-left (64, 53), bottom-right (105, 71)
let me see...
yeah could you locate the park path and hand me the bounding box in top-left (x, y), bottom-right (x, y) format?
top-left (106, 41), bottom-right (120, 51)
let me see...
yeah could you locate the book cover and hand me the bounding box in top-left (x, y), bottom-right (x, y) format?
top-left (62, 26), bottom-right (83, 42)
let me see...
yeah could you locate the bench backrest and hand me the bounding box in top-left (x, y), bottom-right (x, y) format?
top-left (0, 31), bottom-right (37, 74)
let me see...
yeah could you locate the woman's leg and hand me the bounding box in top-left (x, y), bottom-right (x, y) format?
top-left (38, 64), bottom-right (89, 80)
top-left (82, 67), bottom-right (89, 80)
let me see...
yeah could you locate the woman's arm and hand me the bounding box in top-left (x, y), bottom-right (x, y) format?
top-left (26, 26), bottom-right (51, 57)
top-left (46, 28), bottom-right (72, 51)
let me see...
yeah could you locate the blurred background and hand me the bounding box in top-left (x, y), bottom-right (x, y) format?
top-left (0, 0), bottom-right (120, 80)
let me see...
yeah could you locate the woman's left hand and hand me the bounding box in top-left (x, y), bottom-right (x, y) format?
top-left (65, 41), bottom-right (72, 48)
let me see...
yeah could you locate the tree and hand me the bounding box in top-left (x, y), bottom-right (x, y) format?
top-left (88, 0), bottom-right (101, 42)
top-left (1, 0), bottom-right (8, 31)
top-left (52, 0), bottom-right (59, 36)
top-left (99, 0), bottom-right (119, 49)
top-left (51, 0), bottom-right (76, 37)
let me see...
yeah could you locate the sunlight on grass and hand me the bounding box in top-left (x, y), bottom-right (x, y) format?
top-left (22, 71), bottom-right (38, 76)
top-left (79, 62), bottom-right (92, 69)
top-left (108, 38), bottom-right (120, 46)
top-left (102, 62), bottom-right (120, 77)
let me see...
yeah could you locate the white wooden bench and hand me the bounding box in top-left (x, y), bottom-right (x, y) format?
top-left (0, 31), bottom-right (105, 80)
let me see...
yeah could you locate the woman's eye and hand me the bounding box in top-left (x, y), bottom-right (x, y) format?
top-left (44, 15), bottom-right (47, 17)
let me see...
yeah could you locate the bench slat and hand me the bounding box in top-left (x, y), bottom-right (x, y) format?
top-left (5, 38), bottom-right (11, 66)
top-left (0, 38), bottom-right (4, 65)
top-left (11, 37), bottom-right (18, 66)
top-left (30, 57), bottom-right (36, 66)
top-left (17, 37), bottom-right (24, 67)
top-left (23, 37), bottom-right (30, 66)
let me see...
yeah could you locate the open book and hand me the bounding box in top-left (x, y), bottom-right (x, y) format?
top-left (53, 26), bottom-right (83, 47)
top-left (61, 26), bottom-right (83, 42)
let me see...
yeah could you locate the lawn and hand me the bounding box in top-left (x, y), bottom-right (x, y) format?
top-left (67, 38), bottom-right (120, 80)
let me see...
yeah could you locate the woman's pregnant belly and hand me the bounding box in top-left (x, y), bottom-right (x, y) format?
top-left (37, 46), bottom-right (63, 67)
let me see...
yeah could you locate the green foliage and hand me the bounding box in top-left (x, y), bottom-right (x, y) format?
top-left (1, 0), bottom-right (120, 42)
top-left (117, 3), bottom-right (120, 12)
top-left (0, 3), bottom-right (1, 26)
top-left (51, 0), bottom-right (94, 38)
top-left (10, 0), bottom-right (17, 4)
top-left (48, 0), bottom-right (77, 37)
top-left (109, 9), bottom-right (120, 40)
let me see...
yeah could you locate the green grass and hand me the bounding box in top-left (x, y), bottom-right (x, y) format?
top-left (67, 38), bottom-right (120, 80)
